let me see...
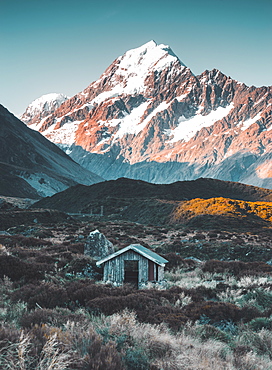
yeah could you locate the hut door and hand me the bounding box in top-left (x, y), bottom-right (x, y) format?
top-left (148, 261), bottom-right (154, 281)
top-left (124, 260), bottom-right (139, 287)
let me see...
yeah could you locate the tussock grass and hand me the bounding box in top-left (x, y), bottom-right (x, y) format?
top-left (1, 217), bottom-right (272, 369)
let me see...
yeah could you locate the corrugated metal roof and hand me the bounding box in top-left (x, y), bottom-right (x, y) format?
top-left (96, 244), bottom-right (168, 267)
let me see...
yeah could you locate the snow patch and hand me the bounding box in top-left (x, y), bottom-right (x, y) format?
top-left (28, 116), bottom-right (52, 131)
top-left (21, 93), bottom-right (69, 121)
top-left (106, 101), bottom-right (150, 138)
top-left (238, 113), bottom-right (262, 131)
top-left (43, 120), bottom-right (84, 145)
top-left (93, 41), bottom-right (186, 100)
top-left (176, 93), bottom-right (189, 101)
top-left (169, 103), bottom-right (234, 142)
top-left (141, 101), bottom-right (171, 124)
top-left (99, 100), bottom-right (172, 141)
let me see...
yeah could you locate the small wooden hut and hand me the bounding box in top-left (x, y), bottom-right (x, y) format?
top-left (96, 244), bottom-right (168, 287)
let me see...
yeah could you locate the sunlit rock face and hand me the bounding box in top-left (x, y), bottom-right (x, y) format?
top-left (21, 41), bottom-right (272, 188)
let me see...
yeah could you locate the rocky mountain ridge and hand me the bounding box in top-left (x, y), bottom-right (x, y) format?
top-left (20, 93), bottom-right (69, 126)
top-left (21, 41), bottom-right (272, 188)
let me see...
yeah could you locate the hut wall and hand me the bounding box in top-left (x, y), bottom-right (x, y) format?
top-left (103, 250), bottom-right (149, 284)
top-left (158, 266), bottom-right (164, 281)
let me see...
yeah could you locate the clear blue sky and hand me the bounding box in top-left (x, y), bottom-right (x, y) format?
top-left (1, 0), bottom-right (271, 116)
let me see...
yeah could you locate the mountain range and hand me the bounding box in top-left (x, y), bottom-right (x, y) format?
top-left (21, 40), bottom-right (272, 189)
top-left (0, 104), bottom-right (102, 198)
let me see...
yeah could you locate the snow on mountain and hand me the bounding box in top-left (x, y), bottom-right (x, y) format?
top-left (20, 93), bottom-right (69, 126)
top-left (91, 40), bottom-right (186, 100)
top-left (22, 41), bottom-right (272, 189)
top-left (169, 103), bottom-right (235, 143)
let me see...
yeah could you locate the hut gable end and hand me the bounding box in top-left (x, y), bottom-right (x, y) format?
top-left (96, 244), bottom-right (168, 287)
top-left (96, 244), bottom-right (168, 267)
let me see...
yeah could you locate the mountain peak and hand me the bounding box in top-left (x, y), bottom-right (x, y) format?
top-left (118, 40), bottom-right (185, 72)
top-left (25, 93), bottom-right (68, 112)
top-left (90, 41), bottom-right (187, 101)
top-left (20, 93), bottom-right (69, 125)
top-left (21, 41), bottom-right (272, 190)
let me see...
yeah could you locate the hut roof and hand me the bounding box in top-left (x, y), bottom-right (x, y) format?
top-left (96, 244), bottom-right (168, 267)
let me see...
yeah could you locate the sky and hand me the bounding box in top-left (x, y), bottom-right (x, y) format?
top-left (1, 0), bottom-right (271, 116)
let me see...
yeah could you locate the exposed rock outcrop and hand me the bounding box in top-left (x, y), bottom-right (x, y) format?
top-left (84, 230), bottom-right (114, 259)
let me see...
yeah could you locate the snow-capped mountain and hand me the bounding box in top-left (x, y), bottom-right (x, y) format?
top-left (0, 104), bottom-right (103, 198)
top-left (20, 93), bottom-right (69, 125)
top-left (21, 41), bottom-right (272, 188)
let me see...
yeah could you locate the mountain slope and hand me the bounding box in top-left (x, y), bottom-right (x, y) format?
top-left (22, 41), bottom-right (272, 188)
top-left (32, 177), bottom-right (272, 228)
top-left (32, 177), bottom-right (272, 212)
top-left (0, 104), bottom-right (103, 197)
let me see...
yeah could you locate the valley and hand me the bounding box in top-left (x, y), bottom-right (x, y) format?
top-left (0, 197), bottom-right (272, 369)
top-left (1, 38), bottom-right (272, 370)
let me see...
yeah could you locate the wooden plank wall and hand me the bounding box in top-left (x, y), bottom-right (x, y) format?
top-left (103, 250), bottom-right (165, 285)
top-left (103, 250), bottom-right (150, 284)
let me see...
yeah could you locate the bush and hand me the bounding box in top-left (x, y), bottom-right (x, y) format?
top-left (0, 325), bottom-right (20, 348)
top-left (183, 301), bottom-right (242, 323)
top-left (87, 293), bottom-right (159, 317)
top-left (64, 256), bottom-right (101, 279)
top-left (20, 308), bottom-right (87, 328)
top-left (242, 289), bottom-right (272, 310)
top-left (0, 255), bottom-right (45, 281)
top-left (203, 260), bottom-right (272, 276)
top-left (248, 317), bottom-right (272, 331)
top-left (196, 324), bottom-right (231, 343)
top-left (65, 281), bottom-right (132, 307)
top-left (11, 282), bottom-right (69, 309)
top-left (123, 347), bottom-right (149, 370)
top-left (143, 306), bottom-right (188, 330)
top-left (163, 253), bottom-right (197, 270)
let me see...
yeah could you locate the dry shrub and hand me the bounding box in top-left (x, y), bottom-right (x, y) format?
top-left (107, 311), bottom-right (234, 370)
top-left (11, 282), bottom-right (69, 310)
top-left (196, 324), bottom-right (231, 343)
top-left (203, 259), bottom-right (272, 276)
top-left (233, 350), bottom-right (272, 370)
top-left (183, 301), bottom-right (242, 323)
top-left (0, 255), bottom-right (45, 281)
top-left (85, 337), bottom-right (124, 370)
top-left (0, 325), bottom-right (20, 348)
top-left (65, 321), bottom-right (125, 370)
top-left (87, 293), bottom-right (159, 317)
top-left (65, 280), bottom-right (132, 306)
top-left (0, 235), bottom-right (52, 248)
top-left (64, 255), bottom-right (100, 278)
top-left (20, 308), bottom-right (87, 328)
top-left (144, 306), bottom-right (188, 330)
top-left (238, 306), bottom-right (263, 323)
top-left (163, 253), bottom-right (197, 270)
top-left (236, 328), bottom-right (272, 359)
top-left (0, 329), bottom-right (73, 370)
top-left (66, 243), bottom-right (85, 254)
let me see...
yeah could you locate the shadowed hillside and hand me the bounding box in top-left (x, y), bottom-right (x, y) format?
top-left (31, 177), bottom-right (272, 230)
top-left (32, 177), bottom-right (272, 213)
